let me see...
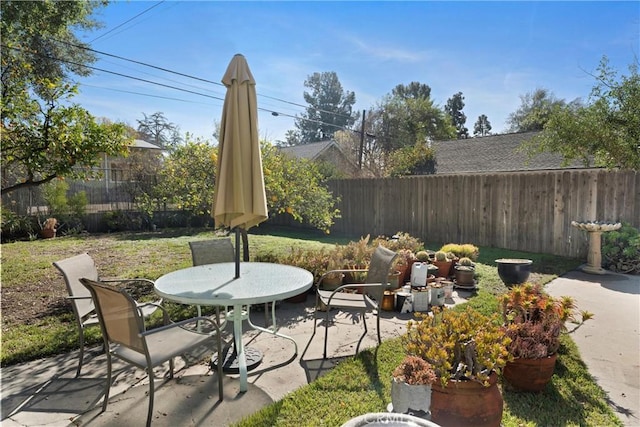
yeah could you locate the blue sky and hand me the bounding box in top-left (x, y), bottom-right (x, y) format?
top-left (73, 1), bottom-right (639, 143)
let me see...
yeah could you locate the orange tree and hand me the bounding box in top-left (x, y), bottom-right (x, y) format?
top-left (152, 139), bottom-right (340, 233)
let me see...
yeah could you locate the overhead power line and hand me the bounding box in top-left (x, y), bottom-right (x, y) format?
top-left (91, 1), bottom-right (166, 43)
top-left (4, 44), bottom-right (358, 135)
top-left (51, 38), bottom-right (356, 121)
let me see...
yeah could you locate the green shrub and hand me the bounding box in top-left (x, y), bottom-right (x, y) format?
top-left (41, 180), bottom-right (87, 234)
top-left (0, 209), bottom-right (38, 242)
top-left (439, 243), bottom-right (480, 261)
top-left (42, 180), bottom-right (69, 217)
top-left (602, 223), bottom-right (640, 274)
top-left (373, 231), bottom-right (423, 253)
top-left (104, 210), bottom-right (144, 231)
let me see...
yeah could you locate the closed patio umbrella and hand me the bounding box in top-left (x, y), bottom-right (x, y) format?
top-left (214, 54), bottom-right (268, 278)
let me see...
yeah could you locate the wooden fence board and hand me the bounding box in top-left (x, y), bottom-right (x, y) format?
top-left (325, 170), bottom-right (638, 258)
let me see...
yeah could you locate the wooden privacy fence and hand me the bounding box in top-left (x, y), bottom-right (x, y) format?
top-left (320, 169), bottom-right (639, 259)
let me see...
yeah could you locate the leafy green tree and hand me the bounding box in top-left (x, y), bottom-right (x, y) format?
top-left (1, 0), bottom-right (104, 98)
top-left (387, 143), bottom-right (436, 177)
top-left (136, 112), bottom-right (183, 148)
top-left (262, 143), bottom-right (340, 233)
top-left (445, 92), bottom-right (469, 138)
top-left (374, 83), bottom-right (456, 152)
top-left (281, 129), bottom-right (302, 146)
top-left (391, 81), bottom-right (432, 100)
top-left (526, 57), bottom-right (640, 170)
top-left (295, 72), bottom-right (356, 143)
top-left (1, 0), bottom-right (130, 197)
top-left (155, 137), bottom-right (217, 224)
top-left (150, 139), bottom-right (340, 233)
top-left (507, 88), bottom-right (571, 132)
top-left (473, 114), bottom-right (492, 136)
top-left (1, 80), bottom-right (130, 195)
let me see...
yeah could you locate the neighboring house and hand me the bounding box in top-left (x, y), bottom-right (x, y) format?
top-left (431, 131), bottom-right (594, 174)
top-left (278, 140), bottom-right (362, 177)
top-left (104, 139), bottom-right (164, 183)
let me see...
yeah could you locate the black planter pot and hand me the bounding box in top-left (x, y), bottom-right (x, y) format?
top-left (495, 259), bottom-right (533, 287)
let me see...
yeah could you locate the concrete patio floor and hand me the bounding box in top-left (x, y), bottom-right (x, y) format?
top-left (1, 271), bottom-right (638, 426)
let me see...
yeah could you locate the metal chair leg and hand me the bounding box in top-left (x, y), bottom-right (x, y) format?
top-left (323, 306), bottom-right (330, 359)
top-left (76, 327), bottom-right (85, 377)
top-left (355, 311), bottom-right (368, 355)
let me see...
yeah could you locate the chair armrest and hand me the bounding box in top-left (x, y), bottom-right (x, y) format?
top-left (102, 278), bottom-right (155, 286)
top-left (326, 282), bottom-right (387, 304)
top-left (67, 296), bottom-right (92, 300)
top-left (136, 301), bottom-right (169, 324)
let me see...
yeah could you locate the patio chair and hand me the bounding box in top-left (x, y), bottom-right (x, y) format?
top-left (313, 245), bottom-right (398, 358)
top-left (79, 278), bottom-right (224, 427)
top-left (53, 253), bottom-right (162, 377)
top-left (189, 238), bottom-right (235, 325)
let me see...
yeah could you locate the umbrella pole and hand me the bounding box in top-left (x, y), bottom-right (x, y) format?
top-left (234, 227), bottom-right (241, 278)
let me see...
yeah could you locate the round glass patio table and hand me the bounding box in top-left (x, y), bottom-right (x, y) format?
top-left (154, 262), bottom-right (313, 392)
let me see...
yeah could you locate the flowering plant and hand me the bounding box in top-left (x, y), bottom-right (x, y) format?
top-left (392, 355), bottom-right (437, 385)
top-left (500, 283), bottom-right (593, 359)
top-left (403, 306), bottom-right (511, 387)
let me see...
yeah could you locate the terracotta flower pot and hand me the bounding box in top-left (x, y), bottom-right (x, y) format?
top-left (503, 353), bottom-right (557, 392)
top-left (433, 260), bottom-right (453, 278)
top-left (40, 229), bottom-right (56, 239)
top-left (430, 372), bottom-right (503, 427)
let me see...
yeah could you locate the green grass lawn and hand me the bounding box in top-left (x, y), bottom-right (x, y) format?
top-left (0, 227), bottom-right (622, 426)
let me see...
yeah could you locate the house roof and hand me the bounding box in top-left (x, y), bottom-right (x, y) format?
top-left (131, 139), bottom-right (164, 150)
top-left (431, 131), bottom-right (591, 174)
top-left (278, 140), bottom-right (337, 160)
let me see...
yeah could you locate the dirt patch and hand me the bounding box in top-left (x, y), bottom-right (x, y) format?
top-left (1, 276), bottom-right (69, 326)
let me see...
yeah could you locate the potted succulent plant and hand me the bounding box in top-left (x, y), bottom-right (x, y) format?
top-left (415, 250), bottom-right (430, 262)
top-left (395, 248), bottom-right (417, 285)
top-left (403, 307), bottom-right (511, 427)
top-left (40, 217), bottom-right (58, 239)
top-left (319, 255), bottom-right (346, 291)
top-left (390, 355), bottom-right (437, 416)
top-left (454, 257), bottom-right (475, 287)
top-left (500, 283), bottom-right (593, 392)
top-left (432, 251), bottom-right (453, 278)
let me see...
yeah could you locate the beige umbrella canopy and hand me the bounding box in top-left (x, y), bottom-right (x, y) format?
top-left (214, 54), bottom-right (268, 229)
top-left (214, 54), bottom-right (268, 277)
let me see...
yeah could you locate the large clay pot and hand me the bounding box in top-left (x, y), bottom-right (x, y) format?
top-left (41, 229), bottom-right (56, 239)
top-left (320, 274), bottom-right (344, 291)
top-left (495, 259), bottom-right (533, 287)
top-left (433, 260), bottom-right (453, 278)
top-left (430, 372), bottom-right (503, 427)
top-left (454, 266), bottom-right (475, 285)
top-left (503, 353), bottom-right (557, 392)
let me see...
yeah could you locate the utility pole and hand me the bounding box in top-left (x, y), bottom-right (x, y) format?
top-left (358, 110), bottom-right (366, 169)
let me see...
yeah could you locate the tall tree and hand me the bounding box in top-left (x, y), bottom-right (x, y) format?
top-left (1, 80), bottom-right (129, 195)
top-left (373, 83), bottom-right (456, 153)
top-left (526, 57), bottom-right (640, 170)
top-left (473, 114), bottom-right (492, 136)
top-left (391, 81), bottom-right (432, 100)
top-left (1, 0), bottom-right (103, 98)
top-left (136, 112), bottom-right (182, 148)
top-left (507, 88), bottom-right (569, 132)
top-left (445, 92), bottom-right (469, 138)
top-left (294, 72), bottom-right (356, 143)
top-left (1, 0), bottom-right (131, 196)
